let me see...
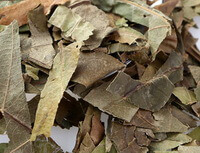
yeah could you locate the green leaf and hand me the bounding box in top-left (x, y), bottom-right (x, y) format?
top-left (173, 87), bottom-right (197, 105)
top-left (31, 42), bottom-right (81, 141)
top-left (49, 6), bottom-right (95, 42)
top-left (0, 20), bottom-right (32, 152)
top-left (107, 72), bottom-right (174, 112)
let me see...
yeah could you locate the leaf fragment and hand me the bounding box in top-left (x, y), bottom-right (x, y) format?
top-left (0, 20), bottom-right (32, 153)
top-left (107, 72), bottom-right (174, 112)
top-left (72, 52), bottom-right (125, 87)
top-left (84, 82), bottom-right (138, 122)
top-left (49, 5), bottom-right (95, 42)
top-left (173, 87), bottom-right (197, 105)
top-left (30, 42), bottom-right (81, 141)
top-left (28, 6), bottom-right (56, 69)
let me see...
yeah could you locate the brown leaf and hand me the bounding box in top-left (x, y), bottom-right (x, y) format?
top-left (72, 52), bottom-right (125, 87)
top-left (0, 0), bottom-right (70, 26)
top-left (90, 114), bottom-right (105, 145)
top-left (79, 133), bottom-right (96, 153)
top-left (111, 122), bottom-right (148, 153)
top-left (171, 106), bottom-right (197, 128)
top-left (192, 102), bottom-right (200, 117)
top-left (73, 106), bottom-right (100, 152)
top-left (155, 0), bottom-right (179, 16)
top-left (124, 109), bottom-right (157, 130)
top-left (134, 128), bottom-right (152, 147)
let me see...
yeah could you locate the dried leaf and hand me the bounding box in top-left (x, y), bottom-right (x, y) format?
top-left (178, 146), bottom-right (200, 153)
top-left (33, 136), bottom-right (64, 153)
top-left (48, 5), bottom-right (95, 42)
top-left (173, 87), bottom-right (197, 105)
top-left (73, 106), bottom-right (99, 153)
top-left (25, 64), bottom-right (39, 80)
top-left (92, 0), bottom-right (172, 58)
top-left (0, 0), bottom-right (70, 26)
top-left (91, 138), bottom-right (106, 153)
top-left (111, 122), bottom-right (148, 153)
top-left (71, 2), bottom-right (114, 49)
top-left (188, 127), bottom-right (200, 141)
top-left (31, 42), bottom-right (80, 141)
top-left (72, 52), bottom-right (125, 87)
top-left (153, 106), bottom-right (188, 133)
top-left (0, 21), bottom-right (32, 153)
top-left (188, 65), bottom-right (200, 84)
top-left (79, 133), bottom-right (96, 153)
top-left (171, 106), bottom-right (197, 128)
top-left (28, 6), bottom-right (56, 69)
top-left (113, 27), bottom-right (149, 46)
top-left (107, 72), bottom-right (174, 112)
top-left (155, 51), bottom-right (183, 84)
top-left (150, 133), bottom-right (192, 151)
top-left (90, 114), bottom-right (105, 145)
top-left (192, 102), bottom-right (200, 117)
top-left (84, 82), bottom-right (139, 122)
top-left (155, 0), bottom-right (179, 16)
top-left (124, 109), bottom-right (157, 130)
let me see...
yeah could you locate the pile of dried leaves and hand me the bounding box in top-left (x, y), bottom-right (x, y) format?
top-left (0, 0), bottom-right (200, 152)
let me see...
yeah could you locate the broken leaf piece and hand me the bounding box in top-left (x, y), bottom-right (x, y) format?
top-left (48, 5), bottom-right (95, 42)
top-left (92, 0), bottom-right (171, 58)
top-left (155, 51), bottom-right (183, 84)
top-left (28, 6), bottom-right (56, 69)
top-left (107, 72), bottom-right (174, 112)
top-left (0, 21), bottom-right (32, 152)
top-left (0, 0), bottom-right (71, 26)
top-left (188, 127), bottom-right (200, 141)
top-left (71, 2), bottom-right (114, 49)
top-left (31, 42), bottom-right (81, 141)
top-left (173, 87), bottom-right (197, 105)
top-left (150, 133), bottom-right (192, 151)
top-left (33, 136), bottom-right (64, 153)
top-left (84, 82), bottom-right (138, 122)
top-left (188, 65), bottom-right (200, 83)
top-left (113, 27), bottom-right (148, 46)
top-left (111, 122), bottom-right (148, 153)
top-left (25, 64), bottom-right (39, 80)
top-left (153, 106), bottom-right (188, 133)
top-left (72, 52), bottom-right (125, 87)
top-left (178, 146), bottom-right (200, 153)
top-left (192, 102), bottom-right (200, 117)
top-left (124, 109), bottom-right (157, 130)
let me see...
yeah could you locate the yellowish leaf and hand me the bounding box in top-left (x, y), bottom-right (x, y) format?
top-left (30, 42), bottom-right (81, 141)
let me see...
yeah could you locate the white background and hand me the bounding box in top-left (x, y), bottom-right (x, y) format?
top-left (1, 1), bottom-right (200, 152)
